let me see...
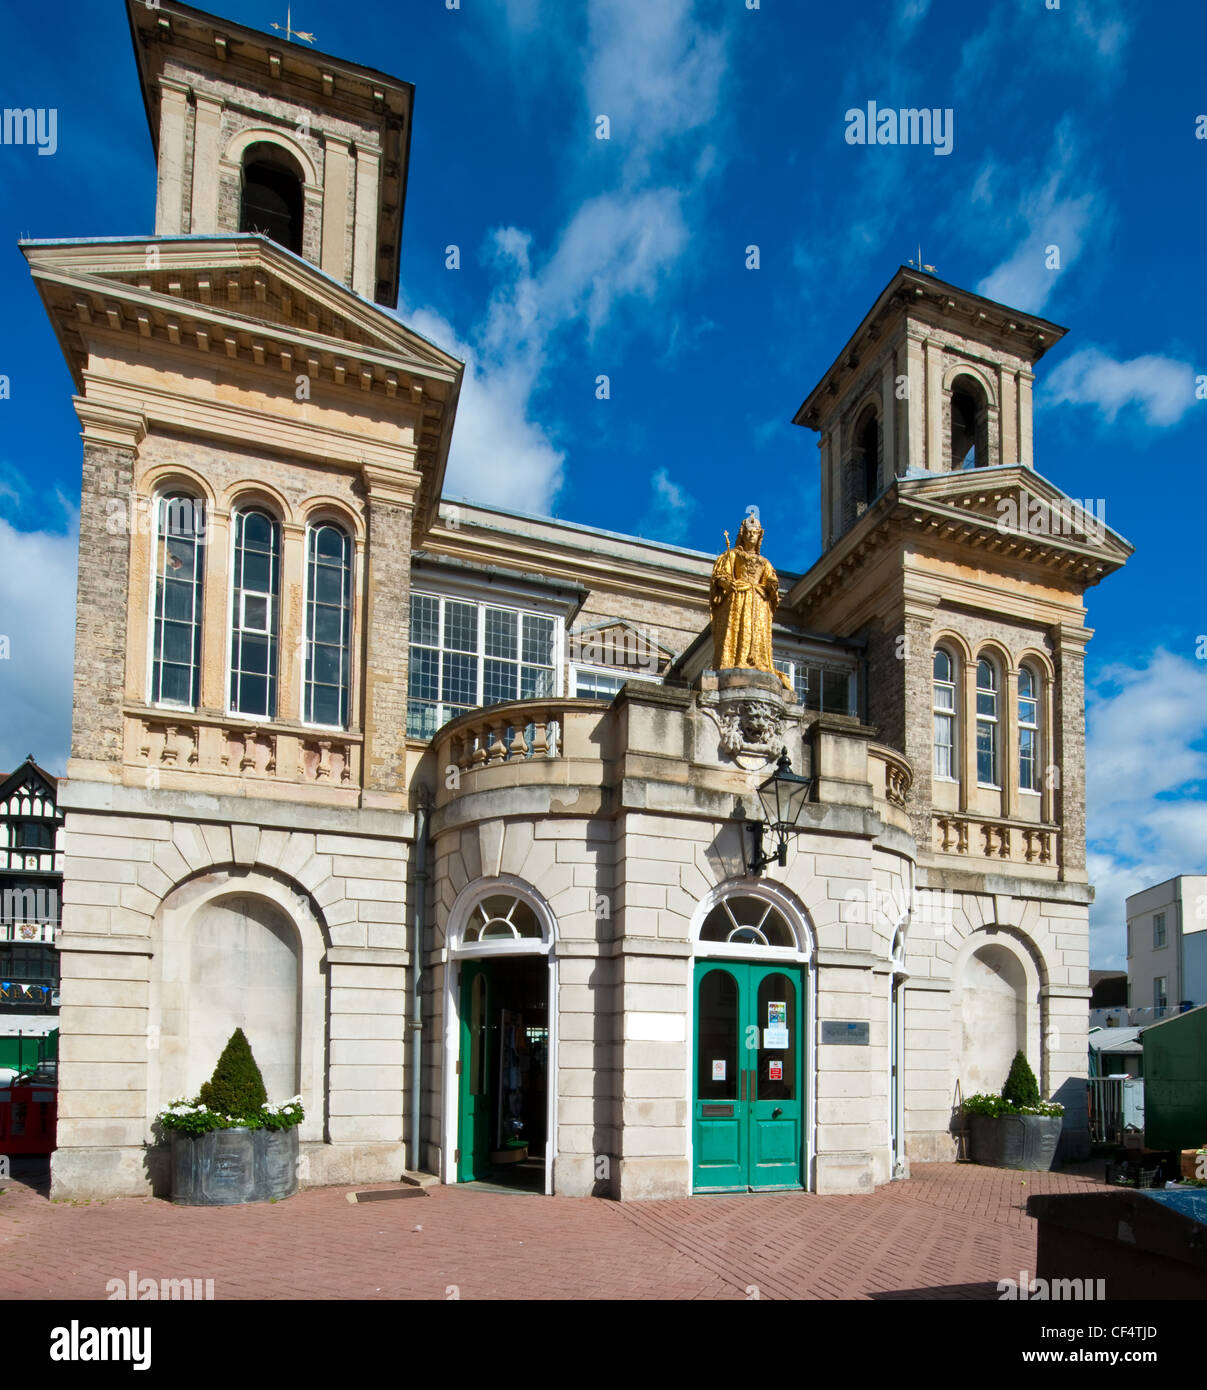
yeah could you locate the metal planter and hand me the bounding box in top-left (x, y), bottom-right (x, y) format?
top-left (170, 1126), bottom-right (299, 1205)
top-left (969, 1112), bottom-right (1063, 1171)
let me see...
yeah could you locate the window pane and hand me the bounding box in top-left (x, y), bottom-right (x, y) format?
top-left (1019, 697), bottom-right (1037, 726)
top-left (934, 684), bottom-right (954, 711)
top-left (411, 594), bottom-right (439, 647)
top-left (933, 649), bottom-right (952, 681)
top-left (152, 493), bottom-right (204, 708)
top-left (409, 647), bottom-right (438, 701)
top-left (444, 601), bottom-right (478, 653)
top-left (521, 664), bottom-right (555, 699)
top-left (484, 607), bottom-right (517, 659)
top-left (442, 651), bottom-right (477, 706)
top-left (483, 657), bottom-right (518, 705)
top-left (522, 614), bottom-right (556, 665)
top-left (976, 660), bottom-right (995, 690)
top-left (1019, 729), bottom-right (1036, 789)
top-left (977, 722), bottom-right (996, 784)
top-left (1018, 667), bottom-right (1034, 698)
top-left (822, 669), bottom-right (850, 714)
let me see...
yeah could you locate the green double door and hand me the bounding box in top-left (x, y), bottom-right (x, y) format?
top-left (458, 960), bottom-right (491, 1182)
top-left (692, 960), bottom-right (804, 1191)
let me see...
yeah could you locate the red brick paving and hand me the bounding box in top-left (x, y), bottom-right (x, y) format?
top-left (0, 1162), bottom-right (1110, 1301)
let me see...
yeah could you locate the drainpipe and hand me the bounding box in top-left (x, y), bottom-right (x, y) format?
top-left (408, 789), bottom-right (431, 1174)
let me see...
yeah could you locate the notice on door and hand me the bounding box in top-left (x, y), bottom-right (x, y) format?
top-left (768, 1059), bottom-right (783, 1082)
top-left (712, 1059), bottom-right (726, 1081)
top-left (764, 1000), bottom-right (789, 1050)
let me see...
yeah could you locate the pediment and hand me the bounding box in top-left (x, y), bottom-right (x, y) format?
top-left (896, 467), bottom-right (1133, 566)
top-left (22, 235), bottom-right (461, 390)
top-left (568, 618), bottom-right (679, 674)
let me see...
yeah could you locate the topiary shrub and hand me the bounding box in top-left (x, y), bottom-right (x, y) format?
top-left (1001, 1050), bottom-right (1041, 1108)
top-left (197, 1028), bottom-right (268, 1121)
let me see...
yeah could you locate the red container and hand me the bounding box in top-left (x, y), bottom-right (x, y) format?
top-left (0, 1083), bottom-right (58, 1154)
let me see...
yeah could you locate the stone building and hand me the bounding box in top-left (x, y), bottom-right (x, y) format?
top-left (24, 0), bottom-right (1130, 1200)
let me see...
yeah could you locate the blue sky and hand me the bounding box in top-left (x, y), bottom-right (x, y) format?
top-left (0, 0), bottom-right (1204, 967)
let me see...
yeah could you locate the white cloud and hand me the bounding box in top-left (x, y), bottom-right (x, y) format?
top-left (1041, 346), bottom-right (1197, 429)
top-left (0, 513), bottom-right (78, 775)
top-left (402, 303), bottom-right (565, 514)
top-left (639, 467), bottom-right (695, 545)
top-left (1085, 649), bottom-right (1207, 965)
top-left (584, 0), bottom-right (728, 182)
top-left (974, 127), bottom-right (1104, 313)
top-left (398, 0), bottom-right (731, 519)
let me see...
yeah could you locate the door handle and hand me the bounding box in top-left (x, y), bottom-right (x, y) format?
top-left (772, 1107), bottom-right (783, 1119)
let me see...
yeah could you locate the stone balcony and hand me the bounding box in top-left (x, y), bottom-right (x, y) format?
top-left (932, 811), bottom-right (1059, 871)
top-left (123, 705), bottom-right (363, 804)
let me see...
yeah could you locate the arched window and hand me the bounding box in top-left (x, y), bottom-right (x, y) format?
top-left (303, 523), bottom-right (352, 727)
top-left (230, 508), bottom-right (281, 719)
top-left (239, 142), bottom-right (304, 254)
top-left (975, 658), bottom-right (999, 786)
top-left (950, 375), bottom-right (989, 470)
top-left (1018, 665), bottom-right (1040, 792)
top-left (151, 491), bottom-right (206, 707)
top-left (855, 408), bottom-right (880, 505)
top-left (700, 896), bottom-right (795, 949)
top-left (461, 893), bottom-right (544, 943)
top-left (933, 648), bottom-right (957, 780)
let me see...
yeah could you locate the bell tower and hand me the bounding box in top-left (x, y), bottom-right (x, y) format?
top-left (794, 267), bottom-right (1067, 553)
top-left (128, 0), bottom-right (413, 305)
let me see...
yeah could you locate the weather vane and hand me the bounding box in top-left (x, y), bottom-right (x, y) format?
top-left (271, 7), bottom-right (315, 44)
top-left (909, 244), bottom-right (936, 274)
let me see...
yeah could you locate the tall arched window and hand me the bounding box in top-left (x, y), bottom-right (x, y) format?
top-left (239, 142), bottom-right (304, 254)
top-left (151, 492), bottom-right (206, 707)
top-left (950, 375), bottom-right (989, 470)
top-left (303, 523), bottom-right (352, 728)
top-left (230, 508), bottom-right (281, 719)
top-left (1018, 665), bottom-right (1040, 792)
top-left (933, 648), bottom-right (957, 780)
top-left (855, 407), bottom-right (880, 505)
top-left (975, 658), bottom-right (999, 786)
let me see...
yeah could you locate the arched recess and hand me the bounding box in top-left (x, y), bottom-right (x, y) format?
top-left (441, 876), bottom-right (559, 1193)
top-left (950, 925), bottom-right (1046, 1100)
top-left (223, 128), bottom-right (320, 187)
top-left (947, 369), bottom-right (994, 470)
top-left (147, 867), bottom-right (329, 1144)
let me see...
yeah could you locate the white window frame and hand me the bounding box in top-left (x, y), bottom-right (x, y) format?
top-left (773, 652), bottom-right (858, 716)
top-left (146, 490), bottom-right (206, 711)
top-left (1018, 664), bottom-right (1040, 794)
top-left (301, 522), bottom-right (353, 731)
top-left (227, 507), bottom-right (281, 723)
top-left (1153, 912), bottom-right (1166, 950)
top-left (932, 648), bottom-right (958, 782)
top-left (975, 658), bottom-right (1000, 788)
top-left (408, 589), bottom-right (565, 740)
top-left (568, 664), bottom-right (661, 699)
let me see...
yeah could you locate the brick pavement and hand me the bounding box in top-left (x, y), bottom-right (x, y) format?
top-left (0, 1161), bottom-right (1110, 1301)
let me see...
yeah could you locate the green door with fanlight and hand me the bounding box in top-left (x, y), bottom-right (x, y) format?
top-left (458, 961), bottom-right (492, 1181)
top-left (692, 960), bottom-right (804, 1191)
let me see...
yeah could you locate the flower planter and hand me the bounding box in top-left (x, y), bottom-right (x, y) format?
top-left (171, 1126), bottom-right (299, 1206)
top-left (969, 1112), bottom-right (1063, 1171)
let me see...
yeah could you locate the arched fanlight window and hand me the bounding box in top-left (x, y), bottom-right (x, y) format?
top-left (932, 648), bottom-right (957, 780)
top-left (239, 142), bottom-right (304, 254)
top-left (303, 523), bottom-right (352, 727)
top-left (975, 658), bottom-right (999, 786)
top-left (462, 893), bottom-right (543, 943)
top-left (151, 492), bottom-right (206, 707)
top-left (700, 896), bottom-right (795, 949)
top-left (1018, 665), bottom-right (1040, 792)
top-left (230, 507), bottom-right (281, 719)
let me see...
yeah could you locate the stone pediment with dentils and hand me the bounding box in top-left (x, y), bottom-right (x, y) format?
top-left (22, 235), bottom-right (461, 395)
top-left (894, 467), bottom-right (1133, 576)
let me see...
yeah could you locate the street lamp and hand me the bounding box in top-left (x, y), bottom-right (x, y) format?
top-left (732, 751), bottom-right (814, 875)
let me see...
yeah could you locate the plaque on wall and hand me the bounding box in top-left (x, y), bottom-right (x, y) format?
top-left (822, 1021), bottom-right (869, 1045)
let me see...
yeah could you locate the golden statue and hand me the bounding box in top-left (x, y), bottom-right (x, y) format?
top-left (710, 516), bottom-right (793, 692)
